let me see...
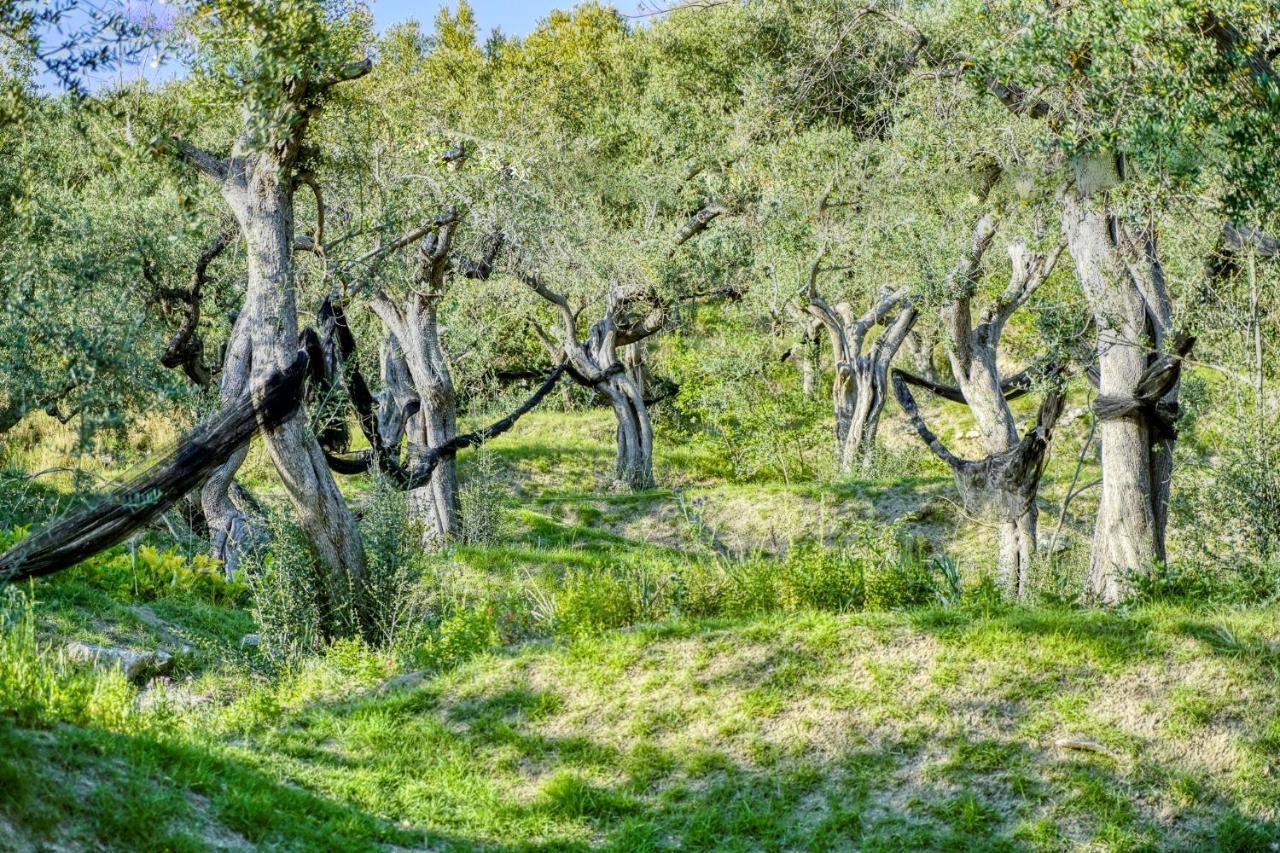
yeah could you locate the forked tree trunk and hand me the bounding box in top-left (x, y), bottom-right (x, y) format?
top-left (1060, 155), bottom-right (1187, 603)
top-left (364, 214), bottom-right (504, 544)
top-left (835, 364), bottom-right (887, 471)
top-left (369, 237), bottom-right (462, 546)
top-left (895, 209), bottom-right (1064, 597)
top-left (948, 234), bottom-right (1061, 595)
top-left (806, 285), bottom-right (916, 473)
top-left (169, 59), bottom-right (374, 613)
top-left (519, 205), bottom-right (725, 492)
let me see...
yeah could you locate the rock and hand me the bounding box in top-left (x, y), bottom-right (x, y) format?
top-left (138, 676), bottom-right (214, 712)
top-left (962, 429), bottom-right (980, 440)
top-left (239, 633), bottom-right (261, 648)
top-left (129, 605), bottom-right (196, 654)
top-left (65, 642), bottom-right (173, 683)
top-left (1060, 405), bottom-right (1088, 425)
top-left (377, 670), bottom-right (428, 695)
top-left (1039, 536), bottom-right (1070, 553)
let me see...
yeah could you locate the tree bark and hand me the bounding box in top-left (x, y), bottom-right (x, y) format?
top-left (895, 212), bottom-right (1064, 597)
top-left (364, 213), bottom-right (504, 544)
top-left (623, 340), bottom-right (647, 401)
top-left (904, 326), bottom-right (941, 384)
top-left (370, 292), bottom-right (460, 546)
top-left (806, 283), bottom-right (917, 473)
top-left (201, 311), bottom-right (255, 580)
top-left (167, 59), bottom-right (374, 611)
top-left (374, 332), bottom-right (417, 455)
top-left (1060, 155), bottom-right (1186, 603)
top-left (235, 159), bottom-right (366, 605)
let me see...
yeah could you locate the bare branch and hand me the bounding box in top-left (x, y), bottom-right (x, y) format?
top-left (154, 136), bottom-right (227, 182)
top-left (980, 241), bottom-right (1064, 335)
top-left (295, 171), bottom-right (325, 253)
top-left (892, 370), bottom-right (967, 469)
top-left (853, 286), bottom-right (910, 354)
top-left (315, 57), bottom-right (374, 91)
top-left (670, 204), bottom-right (727, 252)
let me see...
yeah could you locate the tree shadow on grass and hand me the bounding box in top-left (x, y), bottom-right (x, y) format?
top-left (261, 645), bottom-right (1277, 852)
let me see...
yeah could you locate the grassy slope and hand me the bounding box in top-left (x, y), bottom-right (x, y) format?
top-left (2, 410), bottom-right (1278, 851)
top-left (2, 604), bottom-right (1278, 851)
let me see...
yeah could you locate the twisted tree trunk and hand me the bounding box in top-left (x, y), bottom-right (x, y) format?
top-left (372, 295), bottom-right (459, 547)
top-left (167, 59), bottom-right (373, 612)
top-left (894, 205), bottom-right (1065, 597)
top-left (374, 332), bottom-right (417, 456)
top-left (805, 272), bottom-right (917, 472)
top-left (366, 215), bottom-right (503, 545)
top-left (1060, 155), bottom-right (1190, 603)
top-left (519, 205), bottom-right (725, 491)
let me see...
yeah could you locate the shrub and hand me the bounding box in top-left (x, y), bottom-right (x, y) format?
top-left (555, 567), bottom-right (641, 636)
top-left (358, 476), bottom-right (433, 650)
top-left (863, 537), bottom-right (936, 610)
top-left (459, 445), bottom-right (504, 546)
top-left (409, 607), bottom-right (499, 671)
top-left (1122, 559), bottom-right (1273, 607)
top-left (779, 540), bottom-right (865, 612)
top-left (69, 543), bottom-right (241, 605)
top-left (243, 517), bottom-right (327, 665)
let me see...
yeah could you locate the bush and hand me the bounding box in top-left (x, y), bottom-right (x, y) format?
top-left (409, 607), bottom-right (499, 671)
top-left (70, 544), bottom-right (242, 606)
top-left (663, 327), bottom-right (830, 483)
top-left (779, 540), bottom-right (865, 612)
top-left (1123, 559), bottom-right (1279, 607)
top-left (863, 536), bottom-right (937, 611)
top-left (459, 445), bottom-right (504, 546)
top-left (554, 567), bottom-right (642, 636)
top-left (358, 476), bottom-right (433, 649)
top-left (243, 517), bottom-right (328, 665)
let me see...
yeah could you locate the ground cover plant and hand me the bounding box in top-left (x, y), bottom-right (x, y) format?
top-left (2, 0), bottom-right (1280, 850)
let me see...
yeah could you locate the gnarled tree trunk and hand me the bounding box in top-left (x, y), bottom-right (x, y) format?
top-left (805, 274), bottom-right (917, 473)
top-left (372, 293), bottom-right (460, 547)
top-left (366, 213), bottom-right (503, 545)
top-left (1060, 155), bottom-right (1190, 603)
top-left (170, 59), bottom-right (373, 612)
top-left (895, 206), bottom-right (1065, 597)
top-left (519, 205), bottom-right (725, 491)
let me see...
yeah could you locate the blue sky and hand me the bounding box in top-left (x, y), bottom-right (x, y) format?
top-left (47, 1), bottom-right (646, 90)
top-left (372, 1), bottom-right (567, 36)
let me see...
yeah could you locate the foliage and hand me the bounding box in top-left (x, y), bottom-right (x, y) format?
top-left (0, 586), bottom-right (135, 728)
top-left (406, 606), bottom-right (498, 672)
top-left (69, 544), bottom-right (239, 605)
top-left (458, 445), bottom-right (504, 546)
top-left (243, 516), bottom-right (328, 665)
top-left (356, 475), bottom-right (433, 649)
top-left (665, 324), bottom-right (830, 484)
top-left (778, 540), bottom-right (865, 612)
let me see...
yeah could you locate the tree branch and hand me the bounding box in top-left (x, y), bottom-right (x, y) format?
top-left (155, 136), bottom-right (227, 182)
top-left (670, 204), bottom-right (727, 253)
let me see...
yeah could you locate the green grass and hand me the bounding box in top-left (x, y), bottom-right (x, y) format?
top-left (2, 601), bottom-right (1278, 850)
top-left (2, 408), bottom-right (1279, 850)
